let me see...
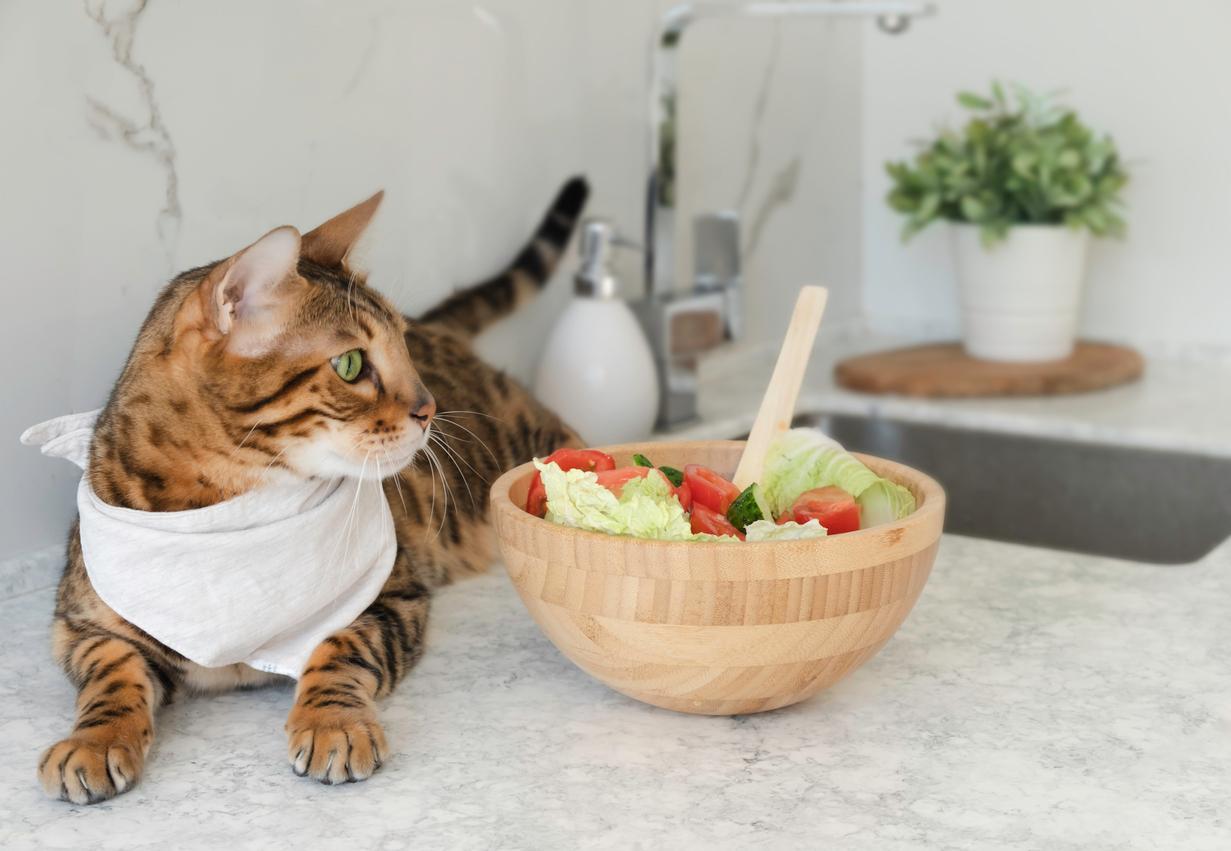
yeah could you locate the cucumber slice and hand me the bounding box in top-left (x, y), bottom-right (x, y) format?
top-left (633, 453), bottom-right (655, 468)
top-left (658, 465), bottom-right (684, 487)
top-left (727, 483), bottom-right (771, 532)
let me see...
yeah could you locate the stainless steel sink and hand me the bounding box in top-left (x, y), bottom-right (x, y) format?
top-left (778, 413), bottom-right (1231, 565)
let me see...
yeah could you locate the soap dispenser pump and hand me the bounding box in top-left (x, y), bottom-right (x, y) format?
top-left (534, 219), bottom-right (659, 445)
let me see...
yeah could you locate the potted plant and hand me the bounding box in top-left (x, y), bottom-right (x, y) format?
top-left (886, 83), bottom-right (1129, 361)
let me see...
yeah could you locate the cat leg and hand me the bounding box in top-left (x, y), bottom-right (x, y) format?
top-left (286, 559), bottom-right (430, 784)
top-left (38, 621), bottom-right (174, 804)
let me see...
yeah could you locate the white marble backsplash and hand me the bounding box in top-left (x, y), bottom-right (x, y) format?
top-left (7, 0), bottom-right (1231, 570)
top-left (1, 0), bottom-right (863, 561)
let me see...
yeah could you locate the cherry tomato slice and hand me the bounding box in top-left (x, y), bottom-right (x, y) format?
top-left (523, 448), bottom-right (617, 517)
top-left (544, 448), bottom-right (616, 473)
top-left (683, 464), bottom-right (742, 515)
top-left (675, 480), bottom-right (693, 513)
top-left (789, 486), bottom-right (861, 534)
top-left (525, 474), bottom-right (549, 517)
top-left (596, 467), bottom-right (692, 510)
top-left (595, 466), bottom-right (653, 496)
top-left (690, 502), bottom-right (744, 540)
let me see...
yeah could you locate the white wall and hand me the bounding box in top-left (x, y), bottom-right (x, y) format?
top-left (0, 0), bottom-right (864, 561)
top-left (680, 15), bottom-right (865, 342)
top-left (15, 0), bottom-right (1225, 565)
top-left (862, 0), bottom-right (1231, 351)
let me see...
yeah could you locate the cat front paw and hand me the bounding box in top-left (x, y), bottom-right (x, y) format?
top-left (37, 735), bottom-right (144, 804)
top-left (286, 705), bottom-right (387, 785)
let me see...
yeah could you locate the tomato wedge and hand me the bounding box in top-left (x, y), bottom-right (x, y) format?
top-left (788, 486), bottom-right (861, 534)
top-left (683, 464), bottom-right (742, 515)
top-left (596, 466), bottom-right (692, 512)
top-left (675, 480), bottom-right (693, 513)
top-left (544, 448), bottom-right (616, 474)
top-left (523, 448), bottom-right (617, 516)
top-left (524, 474), bottom-right (549, 517)
top-left (690, 503), bottom-right (744, 540)
top-left (595, 466), bottom-right (655, 496)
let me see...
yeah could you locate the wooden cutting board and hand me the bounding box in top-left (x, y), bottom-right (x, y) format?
top-left (835, 341), bottom-right (1144, 398)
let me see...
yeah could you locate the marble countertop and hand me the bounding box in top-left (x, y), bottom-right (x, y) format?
top-left (2, 532), bottom-right (1229, 850)
top-left (672, 334), bottom-right (1231, 458)
top-left (4, 341), bottom-right (1229, 848)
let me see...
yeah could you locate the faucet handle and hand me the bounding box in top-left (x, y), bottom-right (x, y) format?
top-left (693, 211), bottom-right (743, 341)
top-left (693, 211), bottom-right (740, 292)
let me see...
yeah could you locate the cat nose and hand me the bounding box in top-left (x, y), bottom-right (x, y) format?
top-left (410, 395), bottom-right (436, 429)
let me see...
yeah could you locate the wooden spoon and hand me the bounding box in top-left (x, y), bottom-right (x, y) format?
top-left (732, 286), bottom-right (828, 489)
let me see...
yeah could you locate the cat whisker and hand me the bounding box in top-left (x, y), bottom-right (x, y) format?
top-left (323, 444), bottom-right (366, 569)
top-left (421, 447), bottom-right (449, 542)
top-left (420, 452), bottom-right (437, 542)
top-left (432, 447), bottom-right (457, 538)
top-left (260, 445), bottom-right (289, 478)
top-left (388, 460), bottom-right (410, 518)
top-left (375, 456), bottom-right (392, 546)
top-left (437, 409), bottom-right (508, 424)
top-left (428, 432), bottom-right (477, 508)
top-left (412, 445), bottom-right (439, 541)
top-left (430, 449), bottom-right (453, 541)
top-left (430, 429), bottom-right (489, 486)
top-left (432, 415), bottom-right (501, 468)
top-left (382, 273), bottom-right (410, 301)
top-left (346, 269), bottom-right (360, 324)
top-left (347, 455), bottom-right (374, 568)
top-left (425, 445), bottom-right (457, 541)
top-left (429, 420), bottom-right (472, 444)
top-left (336, 452), bottom-right (370, 570)
top-left (229, 419), bottom-right (265, 463)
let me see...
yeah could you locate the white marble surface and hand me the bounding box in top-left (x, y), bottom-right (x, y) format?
top-left (678, 329), bottom-right (1231, 459)
top-left (0, 545), bottom-right (63, 603)
top-left (2, 534), bottom-right (1228, 850)
top-left (1, 0), bottom-right (865, 563)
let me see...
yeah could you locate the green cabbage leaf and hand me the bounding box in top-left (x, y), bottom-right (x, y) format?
top-left (536, 460), bottom-right (737, 541)
top-left (762, 428), bottom-right (916, 527)
top-left (744, 518), bottom-right (828, 541)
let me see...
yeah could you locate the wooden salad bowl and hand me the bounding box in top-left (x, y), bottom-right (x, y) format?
top-left (489, 440), bottom-right (946, 716)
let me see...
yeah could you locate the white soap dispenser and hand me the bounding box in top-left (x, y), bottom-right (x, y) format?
top-left (534, 220), bottom-right (659, 445)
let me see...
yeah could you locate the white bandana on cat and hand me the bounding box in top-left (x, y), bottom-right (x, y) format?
top-left (21, 410), bottom-right (397, 679)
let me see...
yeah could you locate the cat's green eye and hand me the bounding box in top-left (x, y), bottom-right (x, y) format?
top-left (332, 349), bottom-right (364, 383)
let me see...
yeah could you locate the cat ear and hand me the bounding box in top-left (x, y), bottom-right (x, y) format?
top-left (300, 190), bottom-right (384, 270)
top-left (203, 226), bottom-right (302, 352)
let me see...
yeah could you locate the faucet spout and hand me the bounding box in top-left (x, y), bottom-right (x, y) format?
top-left (646, 0), bottom-right (933, 297)
top-left (640, 0), bottom-right (934, 429)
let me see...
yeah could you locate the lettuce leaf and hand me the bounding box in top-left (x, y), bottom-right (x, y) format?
top-left (744, 518), bottom-right (828, 541)
top-left (537, 459), bottom-right (710, 541)
top-left (762, 428), bottom-right (916, 527)
top-left (852, 479), bottom-right (918, 527)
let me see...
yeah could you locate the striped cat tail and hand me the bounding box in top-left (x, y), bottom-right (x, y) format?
top-left (419, 176), bottom-right (590, 336)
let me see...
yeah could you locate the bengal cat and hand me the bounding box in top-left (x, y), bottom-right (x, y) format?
top-left (37, 178), bottom-right (588, 804)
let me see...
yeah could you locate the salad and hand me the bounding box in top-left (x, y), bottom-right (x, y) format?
top-left (522, 428), bottom-right (916, 542)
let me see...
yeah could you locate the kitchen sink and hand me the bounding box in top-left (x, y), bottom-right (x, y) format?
top-left (773, 413), bottom-right (1231, 565)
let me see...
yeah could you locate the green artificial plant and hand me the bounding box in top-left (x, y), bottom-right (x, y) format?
top-left (886, 82), bottom-right (1129, 246)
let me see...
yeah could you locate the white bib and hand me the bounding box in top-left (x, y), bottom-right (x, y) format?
top-left (21, 411), bottom-right (397, 679)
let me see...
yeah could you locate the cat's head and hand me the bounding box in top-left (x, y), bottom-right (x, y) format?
top-left (164, 191), bottom-right (434, 484)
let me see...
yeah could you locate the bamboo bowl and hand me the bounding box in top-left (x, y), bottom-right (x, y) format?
top-left (489, 441), bottom-right (945, 716)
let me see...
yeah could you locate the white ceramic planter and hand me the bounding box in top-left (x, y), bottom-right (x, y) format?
top-left (950, 223), bottom-right (1090, 362)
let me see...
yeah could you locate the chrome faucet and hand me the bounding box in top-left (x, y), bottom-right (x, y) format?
top-left (636, 0), bottom-right (934, 429)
